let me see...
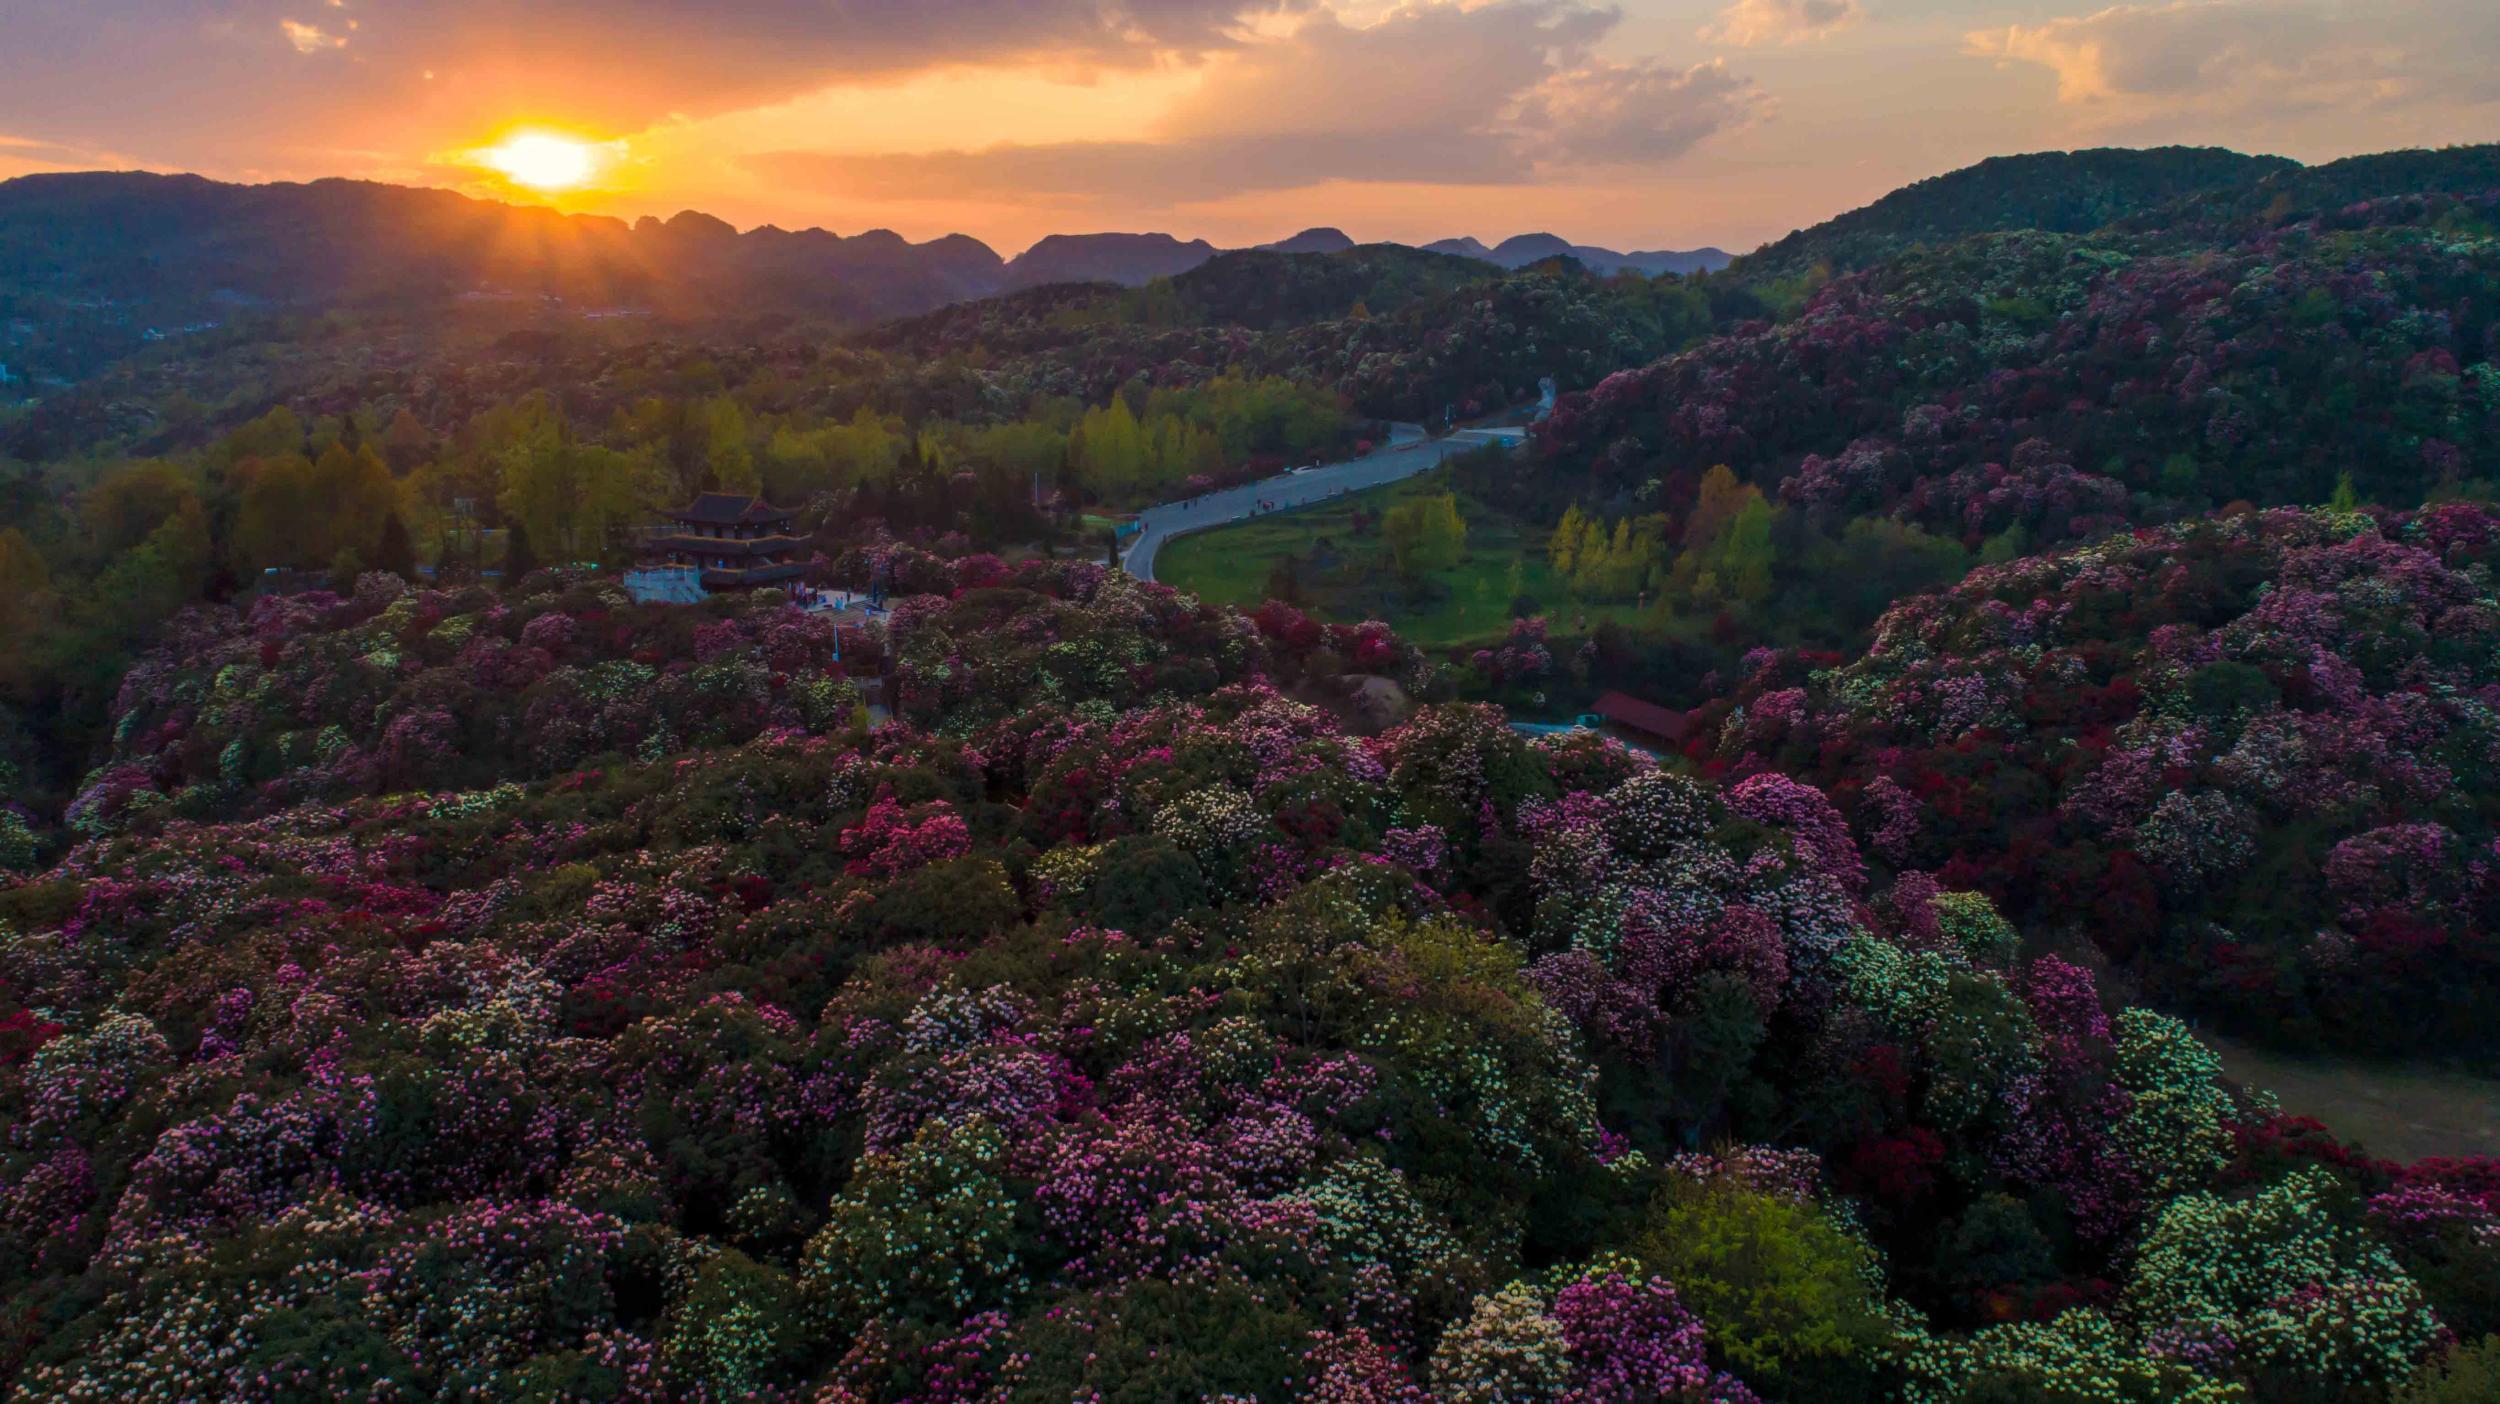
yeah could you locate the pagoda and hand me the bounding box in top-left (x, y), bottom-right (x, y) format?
top-left (646, 493), bottom-right (808, 592)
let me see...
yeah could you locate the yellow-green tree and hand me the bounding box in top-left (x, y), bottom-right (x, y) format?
top-left (1551, 505), bottom-right (1588, 577)
top-left (1670, 467), bottom-right (1776, 604)
top-left (1720, 496), bottom-right (1776, 603)
top-left (499, 436), bottom-right (659, 560)
top-left (1550, 508), bottom-right (1662, 600)
top-left (1071, 397), bottom-right (1150, 499)
top-left (309, 441), bottom-right (398, 564)
top-left (1384, 493), bottom-right (1467, 575)
top-left (765, 407), bottom-right (910, 502)
top-left (79, 461), bottom-right (201, 562)
top-left (1684, 465), bottom-right (1751, 551)
top-left (701, 396), bottom-right (758, 495)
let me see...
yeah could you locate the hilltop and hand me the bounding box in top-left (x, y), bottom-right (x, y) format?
top-left (1735, 146), bottom-right (2297, 279)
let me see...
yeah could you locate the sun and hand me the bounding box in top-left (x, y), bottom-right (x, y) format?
top-left (479, 132), bottom-right (601, 192)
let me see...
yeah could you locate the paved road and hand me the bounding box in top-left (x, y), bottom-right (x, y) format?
top-left (1122, 422), bottom-right (1527, 583)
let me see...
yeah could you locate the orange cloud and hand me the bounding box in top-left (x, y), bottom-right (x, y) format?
top-left (750, 0), bottom-right (1763, 210)
top-left (1703, 0), bottom-right (1861, 48)
top-left (280, 19), bottom-right (348, 54)
top-left (1965, 0), bottom-right (2498, 121)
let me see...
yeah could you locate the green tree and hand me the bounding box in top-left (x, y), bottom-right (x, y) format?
top-left (501, 518), bottom-right (538, 589)
top-left (1935, 1193), bottom-right (2058, 1304)
top-left (1633, 1176), bottom-right (1890, 1399)
top-left (373, 511), bottom-right (418, 582)
top-left (203, 405), bottom-right (305, 476)
top-left (83, 498), bottom-right (210, 647)
top-left (0, 528), bottom-right (53, 687)
top-left (232, 453), bottom-right (323, 571)
top-left (381, 408), bottom-right (432, 474)
top-left (309, 439), bottom-right (398, 564)
top-left (1814, 517), bottom-right (1968, 628)
top-left (79, 461), bottom-right (200, 560)
top-left (499, 429), bottom-right (658, 560)
top-left (2397, 1337), bottom-right (2500, 1404)
top-left (1720, 496), bottom-right (1776, 602)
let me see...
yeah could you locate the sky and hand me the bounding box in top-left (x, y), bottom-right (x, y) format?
top-left (1, 1), bottom-right (2494, 256)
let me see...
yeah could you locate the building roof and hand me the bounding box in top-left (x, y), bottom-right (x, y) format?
top-left (1590, 690), bottom-right (1687, 743)
top-left (649, 533), bottom-right (804, 558)
top-left (667, 493), bottom-right (795, 526)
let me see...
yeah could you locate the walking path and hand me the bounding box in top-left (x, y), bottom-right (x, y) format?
top-left (1121, 422), bottom-right (1527, 583)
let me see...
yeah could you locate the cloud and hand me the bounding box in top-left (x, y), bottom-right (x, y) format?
top-left (1, 0), bottom-right (1316, 156)
top-left (1514, 57), bottom-right (1760, 165)
top-left (1702, 0), bottom-right (1861, 48)
top-left (279, 19), bottom-right (348, 54)
top-left (421, 0), bottom-right (1292, 100)
top-left (1964, 0), bottom-right (2500, 122)
top-left (750, 2), bottom-right (1765, 205)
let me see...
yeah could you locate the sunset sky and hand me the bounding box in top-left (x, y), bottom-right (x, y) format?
top-left (3, 1), bottom-right (2494, 255)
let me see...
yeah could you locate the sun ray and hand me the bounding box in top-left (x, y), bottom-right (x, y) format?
top-left (475, 131), bottom-right (604, 192)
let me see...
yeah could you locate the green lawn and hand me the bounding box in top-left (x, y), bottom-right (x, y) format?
top-left (1158, 470), bottom-right (1650, 649)
top-left (2203, 1032), bottom-right (2500, 1163)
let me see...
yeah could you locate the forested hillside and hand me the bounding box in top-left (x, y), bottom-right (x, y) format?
top-left (1535, 176), bottom-right (2500, 537)
top-left (868, 246), bottom-right (1720, 422)
top-left (1736, 146), bottom-right (2294, 280)
top-left (1699, 505), bottom-right (2500, 1054)
top-left (4, 562), bottom-right (2496, 1399)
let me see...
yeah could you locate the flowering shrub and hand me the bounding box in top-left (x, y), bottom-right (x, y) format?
top-left (0, 572), bottom-right (2483, 1400)
top-left (1701, 505), bottom-right (2500, 1053)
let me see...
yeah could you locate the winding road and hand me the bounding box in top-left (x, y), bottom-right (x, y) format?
top-left (1122, 422), bottom-right (1528, 583)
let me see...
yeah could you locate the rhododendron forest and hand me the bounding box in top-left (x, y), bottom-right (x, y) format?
top-left (6, 143), bottom-right (2500, 1400)
top-left (0, 555), bottom-right (2489, 1400)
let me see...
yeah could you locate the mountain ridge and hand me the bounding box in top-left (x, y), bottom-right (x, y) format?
top-left (0, 168), bottom-right (1732, 383)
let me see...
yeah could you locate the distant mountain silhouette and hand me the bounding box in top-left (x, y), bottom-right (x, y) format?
top-left (1003, 232), bottom-right (1219, 289)
top-left (1415, 232), bottom-right (1727, 276)
top-left (0, 171), bottom-right (1011, 380)
top-left (1475, 233), bottom-right (1732, 277)
top-left (1257, 227), bottom-right (1358, 254)
top-left (1007, 226), bottom-right (1732, 288)
top-left (0, 169), bottom-right (1734, 384)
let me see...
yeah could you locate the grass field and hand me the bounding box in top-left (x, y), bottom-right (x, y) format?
top-left (2204, 1032), bottom-right (2500, 1163)
top-left (1157, 470), bottom-right (1649, 649)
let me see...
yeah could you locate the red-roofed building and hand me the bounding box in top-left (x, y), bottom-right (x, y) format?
top-left (1590, 690), bottom-right (1687, 744)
